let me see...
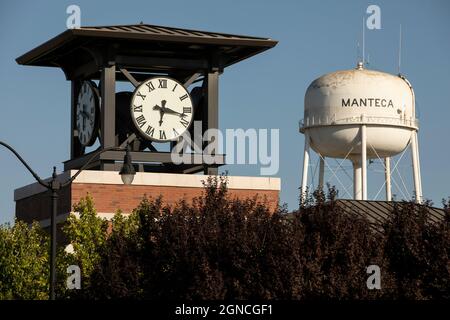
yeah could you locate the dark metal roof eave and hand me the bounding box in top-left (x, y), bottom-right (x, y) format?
top-left (72, 28), bottom-right (278, 47)
top-left (16, 28), bottom-right (278, 67)
top-left (81, 24), bottom-right (275, 41)
top-left (16, 29), bottom-right (74, 66)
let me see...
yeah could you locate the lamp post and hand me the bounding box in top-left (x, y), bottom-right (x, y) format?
top-left (0, 141), bottom-right (135, 300)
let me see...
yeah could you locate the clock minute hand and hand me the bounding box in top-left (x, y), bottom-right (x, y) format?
top-left (163, 107), bottom-right (183, 117)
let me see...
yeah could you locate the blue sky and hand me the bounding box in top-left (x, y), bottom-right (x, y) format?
top-left (1, 0), bottom-right (449, 224)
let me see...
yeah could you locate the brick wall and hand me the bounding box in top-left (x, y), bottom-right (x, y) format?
top-left (16, 185), bottom-right (72, 223)
top-left (16, 183), bottom-right (279, 225)
top-left (72, 183), bottom-right (279, 214)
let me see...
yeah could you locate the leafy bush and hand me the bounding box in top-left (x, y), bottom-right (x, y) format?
top-left (297, 188), bottom-right (392, 299)
top-left (383, 200), bottom-right (450, 299)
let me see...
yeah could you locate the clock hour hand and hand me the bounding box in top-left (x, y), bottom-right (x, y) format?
top-left (153, 100), bottom-right (166, 126)
top-left (152, 100), bottom-right (168, 126)
top-left (158, 110), bottom-right (164, 126)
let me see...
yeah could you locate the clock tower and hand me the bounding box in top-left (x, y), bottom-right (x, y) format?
top-left (14, 24), bottom-right (280, 225)
top-left (16, 23), bottom-right (277, 174)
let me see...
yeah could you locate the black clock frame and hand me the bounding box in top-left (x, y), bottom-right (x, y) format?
top-left (76, 80), bottom-right (100, 148)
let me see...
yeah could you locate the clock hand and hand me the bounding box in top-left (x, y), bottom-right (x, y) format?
top-left (162, 106), bottom-right (184, 117)
top-left (156, 100), bottom-right (167, 126)
top-left (153, 102), bottom-right (165, 126)
top-left (158, 111), bottom-right (164, 126)
top-left (81, 111), bottom-right (90, 119)
top-left (82, 104), bottom-right (87, 130)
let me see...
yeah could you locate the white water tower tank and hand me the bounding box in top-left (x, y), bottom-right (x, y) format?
top-left (300, 62), bottom-right (422, 202)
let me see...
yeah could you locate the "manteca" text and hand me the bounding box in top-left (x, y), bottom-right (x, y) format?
top-left (342, 98), bottom-right (394, 108)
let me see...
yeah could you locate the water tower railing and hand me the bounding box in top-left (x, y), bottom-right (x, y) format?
top-left (299, 115), bottom-right (419, 132)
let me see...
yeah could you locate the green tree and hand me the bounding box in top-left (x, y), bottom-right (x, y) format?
top-left (61, 194), bottom-right (108, 297)
top-left (0, 221), bottom-right (49, 299)
top-left (88, 209), bottom-right (143, 299)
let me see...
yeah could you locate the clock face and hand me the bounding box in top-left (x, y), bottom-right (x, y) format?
top-left (76, 81), bottom-right (99, 146)
top-left (130, 77), bottom-right (194, 142)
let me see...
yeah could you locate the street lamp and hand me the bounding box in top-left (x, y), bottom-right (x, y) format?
top-left (0, 141), bottom-right (135, 300)
top-left (119, 144), bottom-right (136, 185)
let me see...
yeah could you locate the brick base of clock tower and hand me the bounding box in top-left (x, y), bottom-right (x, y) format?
top-left (14, 171), bottom-right (280, 227)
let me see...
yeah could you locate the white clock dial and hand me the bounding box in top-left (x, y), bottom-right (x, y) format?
top-left (76, 81), bottom-right (99, 146)
top-left (130, 77), bottom-right (194, 142)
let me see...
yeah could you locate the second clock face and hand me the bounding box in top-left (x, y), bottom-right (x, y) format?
top-left (130, 77), bottom-right (194, 142)
top-left (76, 81), bottom-right (99, 146)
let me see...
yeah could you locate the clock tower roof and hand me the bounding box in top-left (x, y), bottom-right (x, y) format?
top-left (16, 23), bottom-right (278, 79)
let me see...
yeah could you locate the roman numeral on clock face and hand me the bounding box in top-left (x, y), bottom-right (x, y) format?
top-left (183, 107), bottom-right (192, 114)
top-left (159, 130), bottom-right (166, 140)
top-left (180, 117), bottom-right (190, 128)
top-left (172, 128), bottom-right (179, 137)
top-left (158, 79), bottom-right (167, 89)
top-left (136, 92), bottom-right (146, 100)
top-left (146, 81), bottom-right (155, 92)
top-left (145, 125), bottom-right (155, 137)
top-left (133, 105), bottom-right (143, 112)
top-left (135, 115), bottom-right (147, 128)
top-left (179, 94), bottom-right (188, 101)
top-left (172, 83), bottom-right (178, 92)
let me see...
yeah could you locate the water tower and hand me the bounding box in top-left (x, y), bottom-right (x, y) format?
top-left (299, 62), bottom-right (422, 202)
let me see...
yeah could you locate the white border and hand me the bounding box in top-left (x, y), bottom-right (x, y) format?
top-left (15, 170), bottom-right (281, 201)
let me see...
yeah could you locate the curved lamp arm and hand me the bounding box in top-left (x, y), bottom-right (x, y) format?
top-left (0, 140), bottom-right (49, 189)
top-left (61, 146), bottom-right (125, 188)
top-left (1, 140), bottom-right (127, 189)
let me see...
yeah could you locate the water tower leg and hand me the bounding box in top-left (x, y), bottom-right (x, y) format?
top-left (361, 124), bottom-right (367, 200)
top-left (410, 130), bottom-right (422, 203)
top-left (414, 131), bottom-right (423, 200)
top-left (353, 159), bottom-right (362, 200)
top-left (300, 131), bottom-right (310, 202)
top-left (385, 157), bottom-right (392, 201)
top-left (318, 156), bottom-right (325, 191)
